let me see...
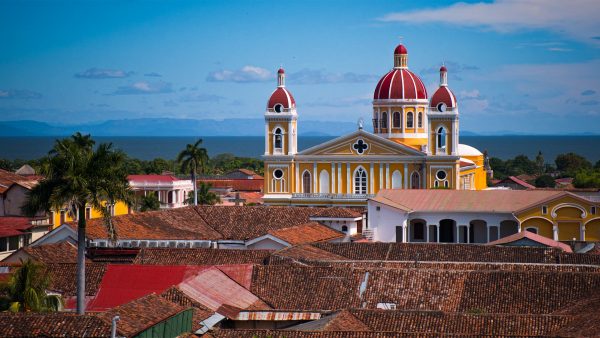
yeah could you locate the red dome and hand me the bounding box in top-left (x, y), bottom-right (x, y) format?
top-left (430, 86), bottom-right (456, 110)
top-left (278, 68), bottom-right (285, 74)
top-left (394, 44), bottom-right (408, 55)
top-left (373, 69), bottom-right (428, 100)
top-left (440, 65), bottom-right (447, 72)
top-left (267, 87), bottom-right (295, 109)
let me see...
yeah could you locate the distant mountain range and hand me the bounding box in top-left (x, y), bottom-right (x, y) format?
top-left (0, 119), bottom-right (596, 137)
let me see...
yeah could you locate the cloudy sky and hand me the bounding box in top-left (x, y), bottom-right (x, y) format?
top-left (1, 0), bottom-right (599, 134)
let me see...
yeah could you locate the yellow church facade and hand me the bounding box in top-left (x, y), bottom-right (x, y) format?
top-left (263, 44), bottom-right (489, 206)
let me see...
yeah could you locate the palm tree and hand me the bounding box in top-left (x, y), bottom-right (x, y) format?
top-left (138, 192), bottom-right (160, 212)
top-left (177, 139), bottom-right (209, 206)
top-left (185, 182), bottom-right (220, 205)
top-left (22, 133), bottom-right (132, 315)
top-left (0, 259), bottom-right (62, 312)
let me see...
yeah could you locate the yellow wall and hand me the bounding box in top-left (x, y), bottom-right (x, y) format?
top-left (521, 218), bottom-right (554, 239)
top-left (586, 219), bottom-right (600, 241)
top-left (51, 200), bottom-right (129, 228)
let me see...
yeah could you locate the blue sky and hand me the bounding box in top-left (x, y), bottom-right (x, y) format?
top-left (1, 0), bottom-right (599, 134)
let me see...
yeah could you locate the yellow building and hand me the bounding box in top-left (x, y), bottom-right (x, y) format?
top-left (263, 44), bottom-right (489, 206)
top-left (49, 201), bottom-right (130, 228)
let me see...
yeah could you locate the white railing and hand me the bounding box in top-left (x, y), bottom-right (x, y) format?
top-left (129, 180), bottom-right (193, 190)
top-left (292, 193), bottom-right (375, 200)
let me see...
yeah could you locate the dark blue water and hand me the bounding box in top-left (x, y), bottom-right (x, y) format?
top-left (0, 136), bottom-right (599, 162)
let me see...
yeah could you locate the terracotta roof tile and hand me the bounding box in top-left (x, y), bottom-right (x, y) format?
top-left (0, 217), bottom-right (37, 237)
top-left (46, 262), bottom-right (107, 296)
top-left (309, 208), bottom-right (363, 219)
top-left (289, 310), bottom-right (370, 331)
top-left (269, 222), bottom-right (344, 245)
top-left (95, 293), bottom-right (188, 337)
top-left (133, 248), bottom-right (272, 265)
top-left (0, 313), bottom-right (111, 337)
top-left (0, 168), bottom-right (40, 194)
top-left (21, 242), bottom-right (81, 264)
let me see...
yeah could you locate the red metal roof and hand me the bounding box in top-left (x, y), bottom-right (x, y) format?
top-left (394, 44), bottom-right (408, 55)
top-left (373, 69), bottom-right (427, 100)
top-left (430, 86), bottom-right (457, 109)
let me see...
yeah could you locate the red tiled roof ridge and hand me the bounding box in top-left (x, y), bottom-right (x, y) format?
top-left (507, 175), bottom-right (537, 189)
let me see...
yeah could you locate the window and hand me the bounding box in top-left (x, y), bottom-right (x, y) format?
top-left (410, 171), bottom-right (420, 189)
top-left (341, 225), bottom-right (348, 233)
top-left (525, 227), bottom-right (538, 234)
top-left (107, 204), bottom-right (115, 216)
top-left (542, 206), bottom-right (548, 214)
top-left (354, 167), bottom-right (368, 194)
top-left (406, 112), bottom-right (414, 128)
top-left (372, 118), bottom-right (379, 131)
top-left (274, 104), bottom-right (283, 113)
top-left (437, 127), bottom-right (447, 150)
top-left (302, 171), bottom-right (311, 193)
top-left (319, 170), bottom-right (330, 194)
top-left (8, 236), bottom-right (20, 251)
top-left (393, 112), bottom-right (401, 128)
top-left (85, 207), bottom-right (91, 220)
top-left (417, 112), bottom-right (423, 128)
top-left (413, 222), bottom-right (425, 240)
top-left (0, 238), bottom-right (7, 252)
top-left (60, 210), bottom-right (66, 224)
top-left (273, 169), bottom-right (284, 179)
top-left (436, 170), bottom-right (447, 180)
top-left (391, 170), bottom-right (402, 189)
top-left (274, 128), bottom-right (283, 150)
top-left (592, 206), bottom-right (597, 215)
top-left (381, 112), bottom-right (388, 128)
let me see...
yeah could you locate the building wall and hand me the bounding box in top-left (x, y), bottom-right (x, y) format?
top-left (3, 185), bottom-right (34, 216)
top-left (50, 200), bottom-right (129, 228)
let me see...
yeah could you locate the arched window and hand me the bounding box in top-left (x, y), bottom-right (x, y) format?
top-left (354, 167), bottom-right (368, 194)
top-left (381, 112), bottom-right (388, 128)
top-left (393, 112), bottom-right (401, 128)
top-left (274, 128), bottom-right (283, 150)
top-left (341, 225), bottom-right (348, 233)
top-left (417, 112), bottom-right (423, 128)
top-left (319, 170), bottom-right (330, 194)
top-left (302, 171), bottom-right (311, 193)
top-left (406, 112), bottom-right (414, 128)
top-left (410, 171), bottom-right (420, 189)
top-left (391, 170), bottom-right (402, 189)
top-left (525, 227), bottom-right (538, 234)
top-left (436, 127), bottom-right (446, 150)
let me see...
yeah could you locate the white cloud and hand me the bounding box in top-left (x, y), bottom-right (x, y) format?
top-left (111, 81), bottom-right (173, 95)
top-left (379, 0), bottom-right (600, 44)
top-left (206, 66), bottom-right (273, 83)
top-left (458, 89), bottom-right (482, 100)
top-left (76, 68), bottom-right (134, 79)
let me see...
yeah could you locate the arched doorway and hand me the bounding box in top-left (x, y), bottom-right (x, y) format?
top-left (439, 219), bottom-right (455, 243)
top-left (411, 171), bottom-right (420, 189)
top-left (410, 219), bottom-right (427, 242)
top-left (469, 220), bottom-right (487, 243)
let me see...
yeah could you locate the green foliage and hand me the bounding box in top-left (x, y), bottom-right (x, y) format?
top-left (186, 182), bottom-right (220, 205)
top-left (535, 151), bottom-right (545, 176)
top-left (209, 153), bottom-right (264, 176)
top-left (534, 175), bottom-right (556, 188)
top-left (138, 192), bottom-right (161, 212)
top-left (555, 153), bottom-right (592, 177)
top-left (0, 259), bottom-right (62, 312)
top-left (488, 155), bottom-right (537, 180)
top-left (573, 169), bottom-right (600, 188)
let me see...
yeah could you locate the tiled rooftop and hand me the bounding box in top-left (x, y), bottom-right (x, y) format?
top-left (268, 222), bottom-right (344, 245)
top-left (133, 248), bottom-right (272, 265)
top-left (0, 313), bottom-right (111, 337)
top-left (46, 262), bottom-right (107, 296)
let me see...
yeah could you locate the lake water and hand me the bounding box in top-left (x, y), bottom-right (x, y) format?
top-left (0, 136), bottom-right (599, 163)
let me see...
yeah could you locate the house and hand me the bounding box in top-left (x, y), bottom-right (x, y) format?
top-left (128, 173), bottom-right (193, 209)
top-left (368, 189), bottom-right (600, 243)
top-left (0, 216), bottom-right (50, 260)
top-left (492, 175), bottom-right (536, 190)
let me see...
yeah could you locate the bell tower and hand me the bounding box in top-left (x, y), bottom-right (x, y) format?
top-left (428, 65), bottom-right (459, 156)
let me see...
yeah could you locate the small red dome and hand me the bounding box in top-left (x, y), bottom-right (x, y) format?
top-left (267, 87), bottom-right (295, 110)
top-left (373, 68), bottom-right (428, 100)
top-left (430, 86), bottom-right (456, 110)
top-left (440, 65), bottom-right (447, 72)
top-left (278, 68), bottom-right (285, 74)
top-left (394, 44), bottom-right (408, 55)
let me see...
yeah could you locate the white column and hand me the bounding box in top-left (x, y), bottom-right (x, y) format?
top-left (337, 163), bottom-right (342, 194)
top-left (581, 224), bottom-right (586, 241)
top-left (265, 123), bottom-right (269, 155)
top-left (379, 164), bottom-right (383, 190)
top-left (466, 224), bottom-right (471, 244)
top-left (436, 225), bottom-right (440, 243)
top-left (455, 224), bottom-right (460, 243)
top-left (295, 164), bottom-right (299, 193)
top-left (402, 219), bottom-right (408, 243)
top-left (313, 163), bottom-right (317, 193)
top-left (369, 162), bottom-right (374, 194)
top-left (486, 225), bottom-right (490, 243)
top-left (346, 162), bottom-right (351, 194)
top-left (331, 163), bottom-right (336, 193)
top-left (287, 120), bottom-right (292, 155)
top-left (425, 224), bottom-right (429, 243)
top-left (553, 224), bottom-right (559, 241)
top-left (404, 165), bottom-right (408, 189)
top-left (385, 163), bottom-right (390, 189)
top-left (401, 108), bottom-right (405, 134)
top-left (387, 112), bottom-right (391, 138)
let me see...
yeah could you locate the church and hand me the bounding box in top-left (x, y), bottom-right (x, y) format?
top-left (263, 43), bottom-right (489, 206)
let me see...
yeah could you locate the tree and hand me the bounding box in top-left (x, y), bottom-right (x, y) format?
top-left (573, 169), bottom-right (600, 188)
top-left (186, 182), bottom-right (220, 205)
top-left (177, 139), bottom-right (209, 206)
top-left (555, 153), bottom-right (592, 176)
top-left (534, 174), bottom-right (556, 188)
top-left (22, 133), bottom-right (132, 314)
top-left (138, 192), bottom-right (160, 212)
top-left (0, 259), bottom-right (62, 312)
top-left (535, 151), bottom-right (545, 176)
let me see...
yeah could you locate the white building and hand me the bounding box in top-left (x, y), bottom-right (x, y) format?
top-left (128, 174), bottom-right (193, 209)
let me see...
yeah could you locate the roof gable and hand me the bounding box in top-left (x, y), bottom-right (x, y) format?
top-left (298, 130), bottom-right (424, 157)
